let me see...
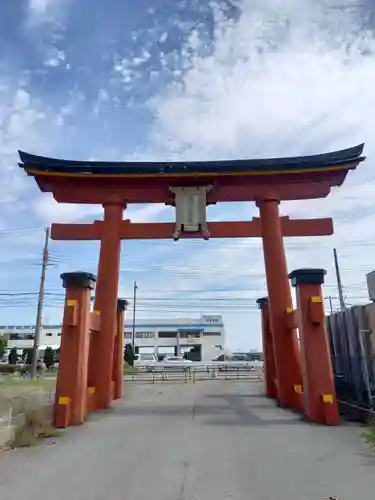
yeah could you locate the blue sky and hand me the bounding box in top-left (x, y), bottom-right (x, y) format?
top-left (0, 0), bottom-right (375, 350)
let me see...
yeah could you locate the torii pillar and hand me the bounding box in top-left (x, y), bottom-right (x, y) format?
top-left (257, 199), bottom-right (303, 411)
top-left (256, 297), bottom-right (277, 399)
top-left (113, 298), bottom-right (128, 400)
top-left (289, 268), bottom-right (339, 425)
top-left (87, 201), bottom-right (124, 410)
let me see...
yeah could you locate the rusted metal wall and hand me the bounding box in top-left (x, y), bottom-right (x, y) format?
top-left (327, 303), bottom-right (375, 409)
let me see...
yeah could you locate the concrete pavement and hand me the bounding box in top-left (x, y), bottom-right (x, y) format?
top-left (0, 380), bottom-right (374, 499)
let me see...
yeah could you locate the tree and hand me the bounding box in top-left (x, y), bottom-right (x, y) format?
top-left (124, 343), bottom-right (135, 366)
top-left (8, 347), bottom-right (18, 365)
top-left (43, 347), bottom-right (55, 370)
top-left (22, 348), bottom-right (33, 365)
top-left (0, 336), bottom-right (7, 360)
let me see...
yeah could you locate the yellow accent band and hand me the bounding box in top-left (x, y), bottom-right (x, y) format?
top-left (286, 307), bottom-right (294, 313)
top-left (25, 163), bottom-right (358, 180)
top-left (294, 384), bottom-right (303, 394)
top-left (88, 387), bottom-right (96, 395)
top-left (322, 394), bottom-right (334, 404)
top-left (311, 296), bottom-right (322, 303)
top-left (58, 396), bottom-right (70, 405)
top-left (93, 310), bottom-right (100, 316)
top-left (67, 299), bottom-right (77, 306)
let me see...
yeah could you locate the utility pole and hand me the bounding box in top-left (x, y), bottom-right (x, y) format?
top-left (131, 281), bottom-right (137, 350)
top-left (333, 248), bottom-right (346, 311)
top-left (31, 227), bottom-right (50, 378)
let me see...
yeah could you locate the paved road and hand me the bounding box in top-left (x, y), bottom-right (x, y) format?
top-left (1, 380), bottom-right (375, 500)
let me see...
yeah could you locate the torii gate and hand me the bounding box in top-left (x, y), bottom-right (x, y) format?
top-left (18, 144), bottom-right (365, 416)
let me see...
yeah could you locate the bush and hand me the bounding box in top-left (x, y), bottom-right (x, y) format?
top-left (8, 347), bottom-right (18, 365)
top-left (0, 364), bottom-right (18, 374)
top-left (9, 405), bottom-right (59, 448)
top-left (43, 347), bottom-right (55, 370)
top-left (124, 343), bottom-right (135, 367)
top-left (23, 348), bottom-right (33, 365)
top-left (0, 336), bottom-right (7, 359)
top-left (0, 364), bottom-right (36, 375)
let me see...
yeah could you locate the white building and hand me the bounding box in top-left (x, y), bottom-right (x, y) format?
top-left (0, 314), bottom-right (226, 362)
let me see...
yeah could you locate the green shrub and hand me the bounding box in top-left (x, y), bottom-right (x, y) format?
top-left (43, 347), bottom-right (55, 370)
top-left (22, 349), bottom-right (33, 365)
top-left (8, 347), bottom-right (18, 365)
top-left (0, 336), bottom-right (7, 359)
top-left (0, 364), bottom-right (34, 375)
top-left (0, 364), bottom-right (18, 374)
top-left (124, 343), bottom-right (135, 367)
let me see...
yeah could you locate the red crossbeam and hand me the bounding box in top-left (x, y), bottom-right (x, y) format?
top-left (51, 217), bottom-right (333, 241)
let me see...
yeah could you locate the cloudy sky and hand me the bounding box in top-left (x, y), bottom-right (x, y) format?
top-left (0, 0), bottom-right (374, 350)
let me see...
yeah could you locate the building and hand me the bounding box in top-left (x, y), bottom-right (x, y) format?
top-left (231, 351), bottom-right (263, 361)
top-left (0, 314), bottom-right (226, 362)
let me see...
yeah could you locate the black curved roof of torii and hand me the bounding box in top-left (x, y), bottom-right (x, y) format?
top-left (18, 144), bottom-right (365, 176)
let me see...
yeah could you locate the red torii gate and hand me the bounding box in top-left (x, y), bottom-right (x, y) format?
top-left (18, 144), bottom-right (365, 421)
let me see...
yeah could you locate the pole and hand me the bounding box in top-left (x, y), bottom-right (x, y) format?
top-left (31, 227), bottom-right (50, 378)
top-left (328, 296), bottom-right (333, 315)
top-left (333, 248), bottom-right (345, 311)
top-left (131, 281), bottom-right (137, 349)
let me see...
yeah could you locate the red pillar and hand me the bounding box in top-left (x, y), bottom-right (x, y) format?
top-left (257, 199), bottom-right (302, 410)
top-left (88, 202), bottom-right (124, 410)
top-left (289, 268), bottom-right (340, 425)
top-left (113, 298), bottom-right (128, 400)
top-left (54, 272), bottom-right (96, 428)
top-left (256, 297), bottom-right (277, 399)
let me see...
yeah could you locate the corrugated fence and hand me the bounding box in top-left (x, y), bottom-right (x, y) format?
top-left (327, 303), bottom-right (375, 410)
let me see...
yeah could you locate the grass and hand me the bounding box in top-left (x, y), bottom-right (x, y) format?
top-left (8, 404), bottom-right (60, 449)
top-left (362, 421), bottom-right (375, 452)
top-left (124, 363), bottom-right (138, 375)
top-left (0, 375), bottom-right (58, 449)
top-left (0, 376), bottom-right (56, 388)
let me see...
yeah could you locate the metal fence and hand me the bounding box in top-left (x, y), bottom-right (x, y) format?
top-left (127, 362), bottom-right (263, 383)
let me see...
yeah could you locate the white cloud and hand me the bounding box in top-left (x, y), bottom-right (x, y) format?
top-left (150, 1), bottom-right (374, 159)
top-left (33, 196), bottom-right (100, 223)
top-left (28, 0), bottom-right (60, 16)
top-left (33, 195), bottom-right (169, 224)
top-left (44, 49), bottom-right (66, 67)
top-left (0, 82), bottom-right (62, 213)
top-left (27, 0), bottom-right (68, 25)
top-left (142, 0), bottom-right (375, 348)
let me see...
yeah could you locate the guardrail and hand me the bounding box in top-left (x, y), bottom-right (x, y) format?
top-left (126, 363), bottom-right (263, 383)
top-left (135, 361), bottom-right (263, 372)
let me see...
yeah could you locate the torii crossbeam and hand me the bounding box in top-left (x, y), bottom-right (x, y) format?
top-left (51, 217), bottom-right (334, 240)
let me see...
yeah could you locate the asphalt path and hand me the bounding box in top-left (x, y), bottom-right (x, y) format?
top-left (0, 380), bottom-right (374, 499)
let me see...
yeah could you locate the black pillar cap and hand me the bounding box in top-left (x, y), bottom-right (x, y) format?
top-left (288, 268), bottom-right (326, 287)
top-left (117, 298), bottom-right (129, 311)
top-left (256, 297), bottom-right (269, 309)
top-left (60, 271), bottom-right (97, 290)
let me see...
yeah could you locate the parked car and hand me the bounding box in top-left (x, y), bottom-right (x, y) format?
top-left (161, 356), bottom-right (193, 370)
top-left (134, 353), bottom-right (158, 372)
